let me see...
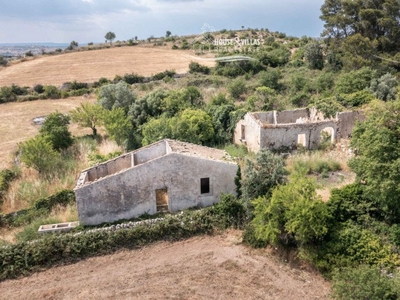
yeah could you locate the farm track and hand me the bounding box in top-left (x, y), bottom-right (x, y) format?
top-left (0, 230), bottom-right (331, 300)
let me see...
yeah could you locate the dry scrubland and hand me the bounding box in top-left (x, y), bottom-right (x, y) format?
top-left (0, 46), bottom-right (215, 87)
top-left (0, 96), bottom-right (96, 169)
top-left (0, 231), bottom-right (331, 300)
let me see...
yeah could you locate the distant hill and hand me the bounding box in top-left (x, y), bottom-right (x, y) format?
top-left (0, 45), bottom-right (215, 87)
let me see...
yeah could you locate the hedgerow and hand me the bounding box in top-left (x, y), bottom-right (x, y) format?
top-left (0, 195), bottom-right (245, 280)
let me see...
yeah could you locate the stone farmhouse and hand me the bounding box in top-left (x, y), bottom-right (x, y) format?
top-left (234, 108), bottom-right (364, 152)
top-left (74, 139), bottom-right (237, 226)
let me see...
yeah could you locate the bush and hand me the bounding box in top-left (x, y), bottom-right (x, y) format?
top-left (68, 80), bottom-right (88, 90)
top-left (0, 86), bottom-right (17, 103)
top-left (189, 62), bottom-right (210, 75)
top-left (11, 84), bottom-right (28, 96)
top-left (337, 90), bottom-right (375, 107)
top-left (228, 78), bottom-right (247, 99)
top-left (33, 84), bottom-right (44, 94)
top-left (252, 171), bottom-right (330, 246)
top-left (259, 69), bottom-right (282, 90)
top-left (293, 157), bottom-right (341, 175)
top-left (39, 112), bottom-right (73, 151)
top-left (152, 70), bottom-right (176, 81)
top-left (122, 73), bottom-right (144, 84)
top-left (0, 55), bottom-right (7, 67)
top-left (0, 169), bottom-right (18, 201)
top-left (43, 85), bottom-right (61, 99)
top-left (331, 265), bottom-right (399, 300)
top-left (241, 150), bottom-right (287, 202)
top-left (33, 190), bottom-right (75, 212)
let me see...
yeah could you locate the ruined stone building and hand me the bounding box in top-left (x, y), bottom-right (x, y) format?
top-left (74, 139), bottom-right (237, 226)
top-left (234, 108), bottom-right (364, 152)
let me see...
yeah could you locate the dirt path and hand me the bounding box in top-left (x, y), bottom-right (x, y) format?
top-left (0, 231), bottom-right (330, 300)
top-left (0, 47), bottom-right (215, 87)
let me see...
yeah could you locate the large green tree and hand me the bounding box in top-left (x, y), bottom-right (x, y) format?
top-left (349, 99), bottom-right (400, 221)
top-left (70, 102), bottom-right (105, 136)
top-left (142, 109), bottom-right (214, 146)
top-left (98, 82), bottom-right (136, 113)
top-left (105, 32), bottom-right (116, 45)
top-left (320, 0), bottom-right (400, 52)
top-left (103, 108), bottom-right (133, 147)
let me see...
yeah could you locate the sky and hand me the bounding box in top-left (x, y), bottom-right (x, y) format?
top-left (0, 0), bottom-right (325, 44)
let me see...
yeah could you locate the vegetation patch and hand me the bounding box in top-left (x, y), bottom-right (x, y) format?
top-left (0, 195), bottom-right (245, 281)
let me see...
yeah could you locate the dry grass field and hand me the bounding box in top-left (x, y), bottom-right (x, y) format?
top-left (0, 46), bottom-right (215, 87)
top-left (0, 96), bottom-right (95, 169)
top-left (0, 231), bottom-right (331, 300)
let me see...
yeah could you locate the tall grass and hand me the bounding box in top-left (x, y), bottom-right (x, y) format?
top-left (1, 137), bottom-right (96, 213)
top-left (287, 151), bottom-right (343, 175)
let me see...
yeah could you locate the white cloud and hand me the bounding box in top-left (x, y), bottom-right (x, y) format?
top-left (0, 0), bottom-right (324, 43)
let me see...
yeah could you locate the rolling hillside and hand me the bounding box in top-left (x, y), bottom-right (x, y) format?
top-left (0, 46), bottom-right (215, 87)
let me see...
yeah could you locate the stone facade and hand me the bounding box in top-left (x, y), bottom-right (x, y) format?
top-left (74, 139), bottom-right (237, 226)
top-left (234, 108), bottom-right (364, 152)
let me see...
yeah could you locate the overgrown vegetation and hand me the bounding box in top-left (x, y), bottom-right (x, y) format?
top-left (0, 195), bottom-right (246, 280)
top-left (1, 1), bottom-right (400, 296)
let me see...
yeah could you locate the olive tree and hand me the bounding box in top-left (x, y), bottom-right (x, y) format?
top-left (105, 32), bottom-right (116, 45)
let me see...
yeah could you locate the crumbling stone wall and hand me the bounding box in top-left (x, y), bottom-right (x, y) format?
top-left (234, 113), bottom-right (262, 152)
top-left (235, 109), bottom-right (363, 152)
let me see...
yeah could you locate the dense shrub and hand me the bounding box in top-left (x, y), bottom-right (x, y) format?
top-left (43, 85), bottom-right (61, 99)
top-left (122, 73), bottom-right (145, 84)
top-left (0, 55), bottom-right (7, 67)
top-left (331, 265), bottom-right (400, 300)
top-left (259, 69), bottom-right (282, 90)
top-left (0, 169), bottom-right (18, 202)
top-left (0, 86), bottom-right (17, 103)
top-left (39, 112), bottom-right (73, 151)
top-left (228, 78), bottom-right (247, 99)
top-left (33, 84), bottom-right (44, 94)
top-left (241, 150), bottom-right (287, 202)
top-left (68, 80), bottom-right (88, 90)
top-left (189, 62), bottom-right (210, 74)
top-left (0, 190), bottom-right (75, 228)
top-left (152, 70), bottom-right (176, 81)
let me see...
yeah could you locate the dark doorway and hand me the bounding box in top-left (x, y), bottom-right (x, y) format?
top-left (156, 188), bottom-right (168, 212)
top-left (200, 178), bottom-right (210, 194)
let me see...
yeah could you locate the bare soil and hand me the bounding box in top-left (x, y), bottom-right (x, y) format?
top-left (0, 231), bottom-right (330, 300)
top-left (0, 47), bottom-right (215, 87)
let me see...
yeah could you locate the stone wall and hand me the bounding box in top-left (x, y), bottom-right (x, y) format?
top-left (87, 154), bottom-right (131, 182)
top-left (275, 108), bottom-right (309, 124)
top-left (253, 111), bottom-right (275, 124)
top-left (259, 121), bottom-right (338, 150)
top-left (234, 109), bottom-right (363, 152)
top-left (133, 140), bottom-right (167, 166)
top-left (234, 113), bottom-right (261, 152)
top-left (337, 111), bottom-right (365, 139)
top-left (75, 153), bottom-right (237, 225)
